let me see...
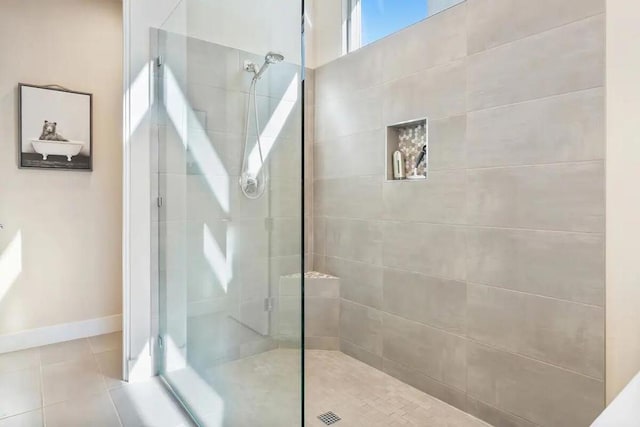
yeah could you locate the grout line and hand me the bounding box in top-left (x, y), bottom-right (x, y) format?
top-left (467, 395), bottom-right (540, 427)
top-left (340, 298), bottom-right (605, 382)
top-left (312, 158), bottom-right (605, 177)
top-left (465, 11), bottom-right (605, 59)
top-left (462, 157), bottom-right (605, 171)
top-left (92, 337), bottom-right (124, 427)
top-left (0, 408), bottom-right (44, 423)
top-left (38, 346), bottom-right (45, 426)
top-left (466, 338), bottom-right (605, 383)
top-left (316, 215), bottom-right (605, 235)
top-left (465, 280), bottom-right (604, 309)
top-left (465, 85), bottom-right (604, 115)
top-left (321, 233), bottom-right (604, 307)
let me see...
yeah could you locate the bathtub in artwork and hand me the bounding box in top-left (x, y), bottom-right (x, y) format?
top-left (31, 139), bottom-right (84, 161)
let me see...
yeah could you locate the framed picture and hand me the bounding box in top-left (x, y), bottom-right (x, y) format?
top-left (18, 83), bottom-right (92, 170)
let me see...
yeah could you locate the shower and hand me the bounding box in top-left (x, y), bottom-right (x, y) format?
top-left (240, 51), bottom-right (285, 199)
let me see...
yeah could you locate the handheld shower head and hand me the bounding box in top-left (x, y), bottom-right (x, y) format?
top-left (265, 52), bottom-right (285, 64)
top-left (253, 51), bottom-right (285, 80)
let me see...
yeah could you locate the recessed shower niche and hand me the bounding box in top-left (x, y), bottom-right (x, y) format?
top-left (385, 118), bottom-right (428, 181)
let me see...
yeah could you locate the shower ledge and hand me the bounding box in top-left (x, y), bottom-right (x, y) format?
top-left (277, 271), bottom-right (340, 351)
top-left (282, 271), bottom-right (338, 279)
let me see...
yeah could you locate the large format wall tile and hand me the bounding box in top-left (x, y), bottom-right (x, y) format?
top-left (383, 59), bottom-right (466, 124)
top-left (466, 88), bottom-right (605, 168)
top-left (340, 339), bottom-right (383, 370)
top-left (467, 15), bottom-right (604, 111)
top-left (466, 227), bottom-right (605, 305)
top-left (314, 129), bottom-right (384, 178)
top-left (382, 358), bottom-right (467, 411)
top-left (382, 170), bottom-right (467, 224)
top-left (467, 0), bottom-right (604, 54)
top-left (428, 115), bottom-right (467, 171)
top-left (269, 177), bottom-right (302, 218)
top-left (270, 217), bottom-right (302, 257)
top-left (182, 36), bottom-right (243, 91)
top-left (340, 300), bottom-right (383, 356)
top-left (467, 342), bottom-right (604, 427)
top-left (315, 45), bottom-right (382, 102)
top-left (316, 86), bottom-right (382, 141)
top-left (314, 176), bottom-right (383, 219)
top-left (305, 297), bottom-right (340, 337)
top-left (313, 216), bottom-right (326, 257)
top-left (466, 397), bottom-right (538, 427)
top-left (466, 161), bottom-right (605, 232)
top-left (467, 284), bottom-right (604, 378)
top-left (382, 313), bottom-right (466, 391)
top-left (325, 219), bottom-right (383, 265)
top-left (185, 84), bottom-right (248, 134)
top-left (379, 3), bottom-right (467, 83)
top-left (325, 256), bottom-right (383, 309)
top-left (382, 268), bottom-right (466, 334)
top-left (382, 222), bottom-right (467, 281)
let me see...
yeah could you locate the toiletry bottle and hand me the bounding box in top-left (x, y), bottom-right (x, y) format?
top-left (393, 150), bottom-right (406, 179)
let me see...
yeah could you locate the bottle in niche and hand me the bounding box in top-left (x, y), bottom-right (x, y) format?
top-left (393, 150), bottom-right (406, 179)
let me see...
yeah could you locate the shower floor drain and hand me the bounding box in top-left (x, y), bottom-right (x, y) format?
top-left (317, 411), bottom-right (341, 425)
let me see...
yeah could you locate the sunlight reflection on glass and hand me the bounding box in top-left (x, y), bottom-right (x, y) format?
top-left (246, 74), bottom-right (298, 176)
top-left (164, 66), bottom-right (230, 213)
top-left (203, 223), bottom-right (232, 293)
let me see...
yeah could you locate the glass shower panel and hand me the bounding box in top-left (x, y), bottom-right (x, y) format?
top-left (153, 1), bottom-right (303, 425)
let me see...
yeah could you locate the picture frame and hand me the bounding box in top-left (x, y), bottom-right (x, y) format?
top-left (18, 83), bottom-right (93, 171)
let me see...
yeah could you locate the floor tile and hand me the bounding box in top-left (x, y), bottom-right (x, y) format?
top-left (89, 333), bottom-right (122, 355)
top-left (0, 410), bottom-right (43, 427)
top-left (110, 378), bottom-right (194, 427)
top-left (0, 368), bottom-right (41, 419)
top-left (44, 392), bottom-right (120, 427)
top-left (39, 339), bottom-right (92, 366)
top-left (95, 350), bottom-right (125, 390)
top-left (0, 348), bottom-right (40, 374)
top-left (41, 357), bottom-right (106, 406)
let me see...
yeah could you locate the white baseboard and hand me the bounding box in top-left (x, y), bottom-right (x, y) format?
top-left (0, 314), bottom-right (123, 354)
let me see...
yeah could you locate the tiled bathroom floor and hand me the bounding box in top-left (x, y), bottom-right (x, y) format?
top-left (0, 333), bottom-right (193, 427)
top-left (0, 335), bottom-right (489, 426)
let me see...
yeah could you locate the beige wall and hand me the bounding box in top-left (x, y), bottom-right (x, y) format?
top-left (0, 0), bottom-right (123, 335)
top-left (606, 0), bottom-right (640, 403)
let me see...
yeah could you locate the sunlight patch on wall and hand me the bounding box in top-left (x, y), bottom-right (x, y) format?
top-left (128, 61), bottom-right (152, 134)
top-left (0, 231), bottom-right (22, 302)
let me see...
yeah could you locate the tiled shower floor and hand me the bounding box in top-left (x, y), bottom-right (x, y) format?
top-left (0, 335), bottom-right (489, 426)
top-left (306, 350), bottom-right (488, 426)
top-left (172, 348), bottom-right (489, 426)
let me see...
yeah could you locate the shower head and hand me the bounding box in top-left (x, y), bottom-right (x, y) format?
top-left (253, 51), bottom-right (285, 80)
top-left (265, 52), bottom-right (285, 64)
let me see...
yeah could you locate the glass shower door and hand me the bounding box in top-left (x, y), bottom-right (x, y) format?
top-left (153, 1), bottom-right (304, 425)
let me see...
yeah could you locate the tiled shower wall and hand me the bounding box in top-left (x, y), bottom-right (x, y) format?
top-left (311, 1), bottom-right (605, 426)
